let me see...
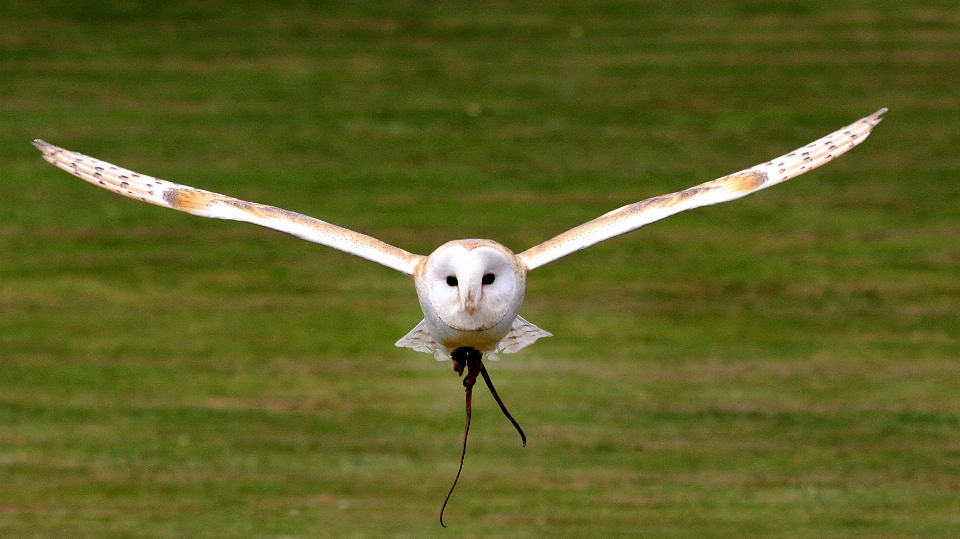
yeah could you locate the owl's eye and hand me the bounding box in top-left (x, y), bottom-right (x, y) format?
top-left (446, 276), bottom-right (458, 286)
top-left (482, 273), bottom-right (495, 285)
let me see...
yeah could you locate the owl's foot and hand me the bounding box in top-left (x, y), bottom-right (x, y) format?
top-left (450, 346), bottom-right (482, 386)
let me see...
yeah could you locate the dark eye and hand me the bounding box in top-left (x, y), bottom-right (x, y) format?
top-left (446, 276), bottom-right (458, 286)
top-left (482, 273), bottom-right (495, 285)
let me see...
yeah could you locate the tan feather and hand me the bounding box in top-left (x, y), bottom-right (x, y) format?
top-left (518, 108), bottom-right (887, 271)
top-left (32, 140), bottom-right (424, 275)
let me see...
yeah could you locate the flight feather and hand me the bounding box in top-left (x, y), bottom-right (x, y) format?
top-left (517, 108), bottom-right (887, 271)
top-left (32, 140), bottom-right (424, 275)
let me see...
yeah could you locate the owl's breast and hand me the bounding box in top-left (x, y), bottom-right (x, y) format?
top-left (418, 301), bottom-right (520, 354)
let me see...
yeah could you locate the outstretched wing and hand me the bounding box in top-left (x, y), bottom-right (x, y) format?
top-left (33, 140), bottom-right (424, 275)
top-left (517, 108), bottom-right (887, 271)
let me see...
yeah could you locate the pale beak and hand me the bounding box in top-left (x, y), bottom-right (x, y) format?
top-left (459, 279), bottom-right (480, 315)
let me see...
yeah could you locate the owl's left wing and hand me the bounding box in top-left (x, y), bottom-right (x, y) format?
top-left (518, 108), bottom-right (886, 271)
top-left (33, 140), bottom-right (424, 275)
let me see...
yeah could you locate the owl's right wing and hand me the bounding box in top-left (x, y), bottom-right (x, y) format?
top-left (33, 140), bottom-right (425, 275)
top-left (517, 109), bottom-right (886, 271)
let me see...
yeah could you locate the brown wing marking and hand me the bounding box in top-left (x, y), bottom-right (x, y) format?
top-left (163, 188), bottom-right (219, 212)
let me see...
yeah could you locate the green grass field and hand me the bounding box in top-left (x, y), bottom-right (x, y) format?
top-left (2, 1), bottom-right (959, 537)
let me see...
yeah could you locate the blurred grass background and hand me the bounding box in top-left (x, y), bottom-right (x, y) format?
top-left (2, 1), bottom-right (959, 537)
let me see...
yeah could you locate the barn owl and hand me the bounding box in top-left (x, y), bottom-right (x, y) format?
top-left (34, 108), bottom-right (886, 524)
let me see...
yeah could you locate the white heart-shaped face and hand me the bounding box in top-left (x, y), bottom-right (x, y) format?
top-left (417, 241), bottom-right (525, 336)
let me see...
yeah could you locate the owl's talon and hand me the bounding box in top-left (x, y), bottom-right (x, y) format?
top-left (451, 347), bottom-right (483, 389)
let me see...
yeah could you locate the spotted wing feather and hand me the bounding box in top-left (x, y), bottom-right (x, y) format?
top-left (33, 140), bottom-right (424, 275)
top-left (497, 315), bottom-right (552, 355)
top-left (395, 319), bottom-right (447, 360)
top-left (518, 108), bottom-right (887, 271)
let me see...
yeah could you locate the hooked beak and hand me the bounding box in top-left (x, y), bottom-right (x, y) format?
top-left (459, 280), bottom-right (480, 315)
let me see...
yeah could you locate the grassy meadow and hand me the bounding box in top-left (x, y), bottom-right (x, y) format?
top-left (2, 1), bottom-right (959, 537)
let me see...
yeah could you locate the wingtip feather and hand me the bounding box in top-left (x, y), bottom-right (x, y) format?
top-left (867, 108), bottom-right (887, 125)
top-left (33, 139), bottom-right (60, 164)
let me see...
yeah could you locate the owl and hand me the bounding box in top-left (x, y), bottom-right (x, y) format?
top-left (34, 108), bottom-right (886, 524)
